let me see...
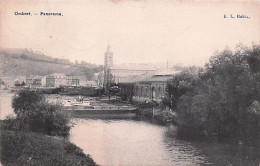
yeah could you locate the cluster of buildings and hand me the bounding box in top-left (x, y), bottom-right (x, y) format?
top-left (1, 44), bottom-right (178, 104)
top-left (103, 44), bottom-right (157, 87)
top-left (103, 44), bottom-right (178, 103)
top-left (0, 73), bottom-right (99, 89)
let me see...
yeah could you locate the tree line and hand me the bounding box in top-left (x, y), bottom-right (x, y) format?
top-left (163, 44), bottom-right (260, 139)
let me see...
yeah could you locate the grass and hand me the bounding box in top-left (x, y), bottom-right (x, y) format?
top-left (0, 130), bottom-right (97, 166)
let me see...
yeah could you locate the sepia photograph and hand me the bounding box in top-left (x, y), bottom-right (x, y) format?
top-left (0, 0), bottom-right (260, 165)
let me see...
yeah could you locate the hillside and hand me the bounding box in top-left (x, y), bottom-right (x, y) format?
top-left (0, 48), bottom-right (103, 79)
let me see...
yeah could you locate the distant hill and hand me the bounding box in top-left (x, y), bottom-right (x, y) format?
top-left (0, 48), bottom-right (103, 80)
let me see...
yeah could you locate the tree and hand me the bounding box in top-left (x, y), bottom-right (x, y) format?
top-left (10, 90), bottom-right (71, 137)
top-left (200, 45), bottom-right (260, 137)
top-left (163, 66), bottom-right (200, 110)
top-left (163, 44), bottom-right (260, 139)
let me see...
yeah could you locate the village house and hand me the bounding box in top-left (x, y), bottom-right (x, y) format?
top-left (66, 75), bottom-right (86, 86)
top-left (25, 76), bottom-right (34, 85)
top-left (86, 80), bottom-right (98, 87)
top-left (46, 73), bottom-right (66, 87)
top-left (0, 76), bottom-right (26, 88)
top-left (66, 74), bottom-right (99, 87)
top-left (25, 75), bottom-right (46, 87)
top-left (14, 76), bottom-right (26, 86)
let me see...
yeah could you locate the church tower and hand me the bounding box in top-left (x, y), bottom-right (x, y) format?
top-left (103, 44), bottom-right (113, 89)
top-left (104, 44), bottom-right (113, 71)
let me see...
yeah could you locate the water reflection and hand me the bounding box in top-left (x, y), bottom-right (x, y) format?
top-left (69, 119), bottom-right (210, 166)
top-left (0, 93), bottom-right (14, 120)
top-left (163, 125), bottom-right (211, 166)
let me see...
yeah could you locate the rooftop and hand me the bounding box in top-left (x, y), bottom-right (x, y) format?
top-left (118, 69), bottom-right (178, 84)
top-left (111, 63), bottom-right (157, 71)
top-left (154, 69), bottom-right (179, 76)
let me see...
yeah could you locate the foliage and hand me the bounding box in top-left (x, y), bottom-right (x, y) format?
top-left (0, 130), bottom-right (97, 166)
top-left (177, 94), bottom-right (209, 128)
top-left (164, 44), bottom-right (260, 139)
top-left (12, 90), bottom-right (45, 116)
top-left (65, 143), bottom-right (85, 157)
top-left (7, 90), bottom-right (71, 137)
top-left (163, 66), bottom-right (200, 110)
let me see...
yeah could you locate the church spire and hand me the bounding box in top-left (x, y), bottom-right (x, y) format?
top-left (106, 43), bottom-right (111, 53)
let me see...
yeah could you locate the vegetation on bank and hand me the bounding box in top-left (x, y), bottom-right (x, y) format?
top-left (163, 44), bottom-right (260, 139)
top-left (193, 139), bottom-right (260, 166)
top-left (1, 90), bottom-right (97, 165)
top-left (3, 90), bottom-right (70, 137)
top-left (0, 130), bottom-right (96, 166)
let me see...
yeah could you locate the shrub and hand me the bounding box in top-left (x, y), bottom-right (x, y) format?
top-left (12, 90), bottom-right (45, 116)
top-left (242, 101), bottom-right (260, 138)
top-left (9, 90), bottom-right (71, 137)
top-left (177, 94), bottom-right (208, 129)
top-left (65, 143), bottom-right (85, 157)
top-left (0, 130), bottom-right (97, 166)
top-left (248, 101), bottom-right (260, 115)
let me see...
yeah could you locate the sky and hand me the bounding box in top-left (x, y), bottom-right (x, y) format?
top-left (0, 0), bottom-right (260, 67)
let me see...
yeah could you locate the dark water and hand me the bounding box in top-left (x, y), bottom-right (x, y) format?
top-left (69, 119), bottom-right (211, 166)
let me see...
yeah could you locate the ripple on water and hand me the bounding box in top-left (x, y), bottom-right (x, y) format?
top-left (69, 119), bottom-right (210, 166)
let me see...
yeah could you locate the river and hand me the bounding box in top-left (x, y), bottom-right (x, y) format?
top-left (69, 118), bottom-right (210, 166)
top-left (1, 93), bottom-right (210, 165)
top-left (1, 93), bottom-right (259, 166)
top-left (0, 93), bottom-right (14, 120)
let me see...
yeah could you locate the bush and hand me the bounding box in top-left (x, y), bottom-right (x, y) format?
top-left (0, 130), bottom-right (97, 166)
top-left (242, 101), bottom-right (260, 138)
top-left (12, 90), bottom-right (44, 116)
top-left (7, 90), bottom-right (71, 137)
top-left (177, 94), bottom-right (208, 129)
top-left (65, 143), bottom-right (85, 157)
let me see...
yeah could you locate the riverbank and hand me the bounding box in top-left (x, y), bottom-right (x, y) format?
top-left (102, 99), bottom-right (177, 125)
top-left (0, 91), bottom-right (97, 166)
top-left (0, 129), bottom-right (97, 166)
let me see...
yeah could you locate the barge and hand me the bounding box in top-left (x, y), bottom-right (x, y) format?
top-left (63, 100), bottom-right (138, 118)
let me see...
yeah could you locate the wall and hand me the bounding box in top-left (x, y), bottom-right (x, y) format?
top-left (133, 82), bottom-right (167, 103)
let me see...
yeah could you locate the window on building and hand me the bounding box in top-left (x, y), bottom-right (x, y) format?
top-left (145, 86), bottom-right (148, 97)
top-left (72, 79), bottom-right (79, 85)
top-left (158, 87), bottom-right (162, 99)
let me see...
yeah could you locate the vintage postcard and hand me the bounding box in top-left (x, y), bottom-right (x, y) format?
top-left (0, 0), bottom-right (260, 165)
